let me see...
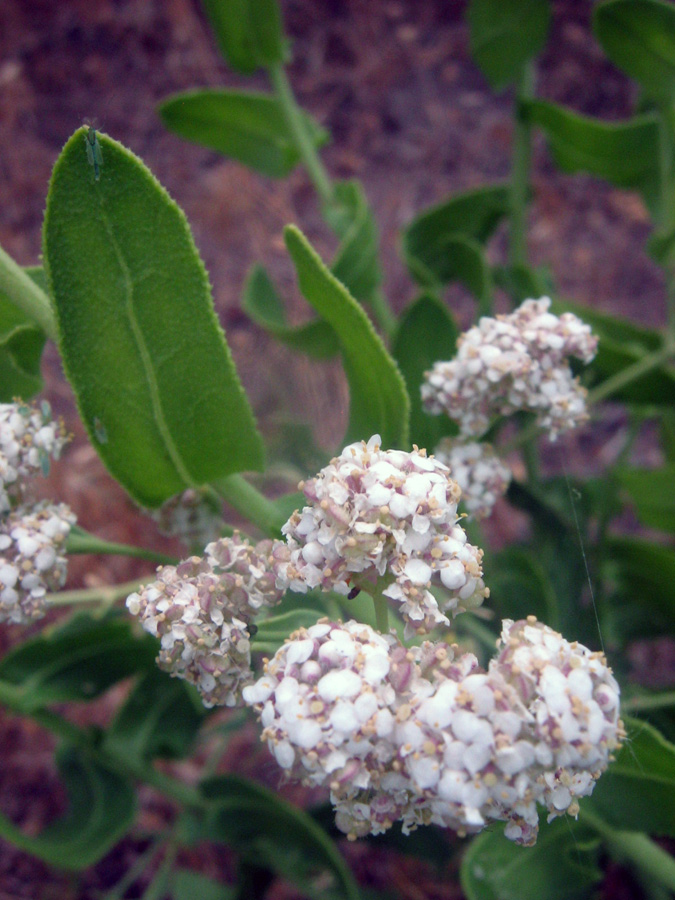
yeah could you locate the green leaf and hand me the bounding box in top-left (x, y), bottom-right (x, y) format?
top-left (660, 409), bottom-right (675, 462)
top-left (0, 744), bottom-right (135, 870)
top-left (467, 0), bottom-right (550, 90)
top-left (159, 91), bottom-right (328, 179)
top-left (461, 814), bottom-right (601, 900)
top-left (255, 608), bottom-right (325, 645)
top-left (595, 0), bottom-right (675, 102)
top-left (0, 611), bottom-right (157, 712)
top-left (104, 668), bottom-right (206, 763)
top-left (201, 0), bottom-right (288, 72)
top-left (408, 232), bottom-right (493, 305)
top-left (201, 775), bottom-right (361, 900)
top-left (617, 465), bottom-right (675, 533)
top-left (0, 267), bottom-right (47, 400)
top-left (284, 225), bottom-right (409, 448)
top-left (588, 717), bottom-right (675, 836)
top-left (606, 536), bottom-right (675, 622)
top-left (391, 293), bottom-right (459, 451)
top-left (525, 100), bottom-right (660, 199)
top-left (488, 546), bottom-right (560, 628)
top-left (403, 185), bottom-right (510, 286)
top-left (172, 869), bottom-right (235, 900)
top-left (328, 181), bottom-right (382, 304)
top-left (242, 264), bottom-right (339, 358)
top-left (43, 127), bottom-right (264, 509)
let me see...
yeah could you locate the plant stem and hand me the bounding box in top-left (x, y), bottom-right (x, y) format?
top-left (47, 577), bottom-right (146, 607)
top-left (103, 836), bottom-right (165, 900)
top-left (580, 805), bottom-right (675, 894)
top-left (372, 594), bottom-right (390, 634)
top-left (657, 104), bottom-right (674, 233)
top-left (0, 244), bottom-right (59, 341)
top-left (268, 64), bottom-right (334, 206)
top-left (623, 691), bottom-right (675, 714)
top-left (587, 340), bottom-right (675, 406)
top-left (66, 528), bottom-right (178, 566)
top-left (212, 474), bottom-right (286, 537)
top-left (508, 63), bottom-right (535, 275)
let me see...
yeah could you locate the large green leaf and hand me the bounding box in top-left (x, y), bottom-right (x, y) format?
top-left (104, 668), bottom-right (207, 763)
top-left (201, 775), bottom-right (360, 900)
top-left (284, 225), bottom-right (409, 448)
top-left (391, 293), bottom-right (459, 451)
top-left (0, 266), bottom-right (47, 400)
top-left (200, 0), bottom-right (288, 73)
top-left (467, 0), bottom-right (551, 90)
top-left (617, 465), bottom-right (675, 533)
top-left (0, 612), bottom-right (157, 712)
top-left (43, 128), bottom-right (264, 508)
top-left (159, 91), bottom-right (328, 178)
top-left (525, 101), bottom-right (660, 199)
top-left (0, 744), bottom-right (135, 869)
top-left (328, 181), bottom-right (382, 304)
top-left (595, 0), bottom-right (675, 102)
top-left (242, 264), bottom-right (339, 358)
top-left (589, 717), bottom-right (675, 836)
top-left (403, 185), bottom-right (510, 286)
top-left (461, 814), bottom-right (601, 900)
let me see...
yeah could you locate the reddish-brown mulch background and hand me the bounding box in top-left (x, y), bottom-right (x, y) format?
top-left (0, 0), bottom-right (670, 897)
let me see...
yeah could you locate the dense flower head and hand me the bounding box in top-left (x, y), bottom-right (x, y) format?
top-left (421, 298), bottom-right (598, 440)
top-left (434, 438), bottom-right (511, 519)
top-left (274, 435), bottom-right (487, 635)
top-left (149, 488), bottom-right (223, 548)
top-left (0, 501), bottom-right (75, 624)
top-left (126, 533), bottom-right (283, 707)
top-left (0, 401), bottom-right (68, 512)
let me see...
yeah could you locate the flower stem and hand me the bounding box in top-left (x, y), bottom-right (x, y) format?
top-left (0, 244), bottom-right (58, 341)
top-left (268, 64), bottom-right (334, 206)
top-left (623, 691), bottom-right (675, 714)
top-left (212, 474), bottom-right (287, 537)
top-left (587, 340), bottom-right (675, 406)
top-left (580, 805), bottom-right (675, 894)
top-left (66, 527), bottom-right (178, 566)
top-left (372, 587), bottom-right (390, 634)
top-left (508, 63), bottom-right (535, 276)
top-left (47, 578), bottom-right (146, 607)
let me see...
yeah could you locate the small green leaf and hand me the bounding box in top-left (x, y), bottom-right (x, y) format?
top-left (461, 814), bottom-right (601, 900)
top-left (489, 546), bottom-right (560, 628)
top-left (0, 744), bottom-right (135, 869)
top-left (467, 0), bottom-right (551, 90)
top-left (201, 0), bottom-right (288, 72)
top-left (606, 536), bottom-right (675, 622)
top-left (0, 266), bottom-right (48, 400)
top-left (159, 91), bottom-right (328, 178)
top-left (201, 775), bottom-right (360, 900)
top-left (526, 100), bottom-right (660, 200)
top-left (0, 611), bottom-right (157, 711)
top-left (391, 293), bottom-right (459, 451)
top-left (104, 668), bottom-right (207, 762)
top-left (589, 717), bottom-right (675, 836)
top-left (595, 0), bottom-right (675, 102)
top-left (617, 465), bottom-right (675, 533)
top-left (172, 869), bottom-right (236, 900)
top-left (43, 128), bottom-right (264, 509)
top-left (242, 264), bottom-right (339, 358)
top-left (328, 181), bottom-right (382, 304)
top-left (285, 225), bottom-right (409, 448)
top-left (403, 185), bottom-right (510, 286)
top-left (408, 233), bottom-right (493, 308)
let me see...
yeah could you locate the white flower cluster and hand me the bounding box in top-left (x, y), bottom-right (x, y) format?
top-left (149, 488), bottom-right (223, 548)
top-left (434, 438), bottom-right (511, 520)
top-left (0, 502), bottom-right (75, 623)
top-left (422, 298), bottom-right (598, 441)
top-left (244, 616), bottom-right (623, 845)
top-left (273, 435), bottom-right (487, 635)
top-left (127, 533), bottom-right (283, 706)
top-left (0, 401), bottom-right (67, 512)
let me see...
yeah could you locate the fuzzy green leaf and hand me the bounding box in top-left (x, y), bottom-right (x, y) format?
top-left (43, 128), bottom-right (264, 509)
top-left (284, 225), bottom-right (409, 448)
top-left (0, 266), bottom-right (47, 400)
top-left (467, 0), bottom-right (551, 90)
top-left (595, 0), bottom-right (675, 102)
top-left (201, 0), bottom-right (288, 72)
top-left (159, 91), bottom-right (327, 178)
top-left (0, 744), bottom-right (135, 869)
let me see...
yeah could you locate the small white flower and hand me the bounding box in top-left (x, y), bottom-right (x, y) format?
top-left (422, 298), bottom-right (597, 440)
top-left (0, 501), bottom-right (75, 624)
top-left (434, 438), bottom-right (511, 519)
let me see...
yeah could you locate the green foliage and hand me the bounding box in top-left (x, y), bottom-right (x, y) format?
top-left (461, 815), bottom-right (601, 900)
top-left (606, 536), bottom-right (675, 623)
top-left (467, 0), bottom-right (551, 90)
top-left (0, 279), bottom-right (47, 401)
top-left (43, 127), bottom-right (264, 508)
top-left (328, 180), bottom-right (382, 304)
top-left (617, 465), bottom-right (675, 532)
top-left (201, 775), bottom-right (361, 900)
top-left (487, 546), bottom-right (559, 628)
top-left (158, 90), bottom-right (327, 178)
top-left (284, 224), bottom-right (409, 448)
top-left (200, 0), bottom-right (288, 73)
top-left (595, 0), bottom-right (675, 103)
top-left (172, 869), bottom-right (236, 900)
top-left (0, 744), bottom-right (135, 870)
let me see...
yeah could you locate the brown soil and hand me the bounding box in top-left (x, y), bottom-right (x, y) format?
top-left (0, 1), bottom-right (670, 897)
